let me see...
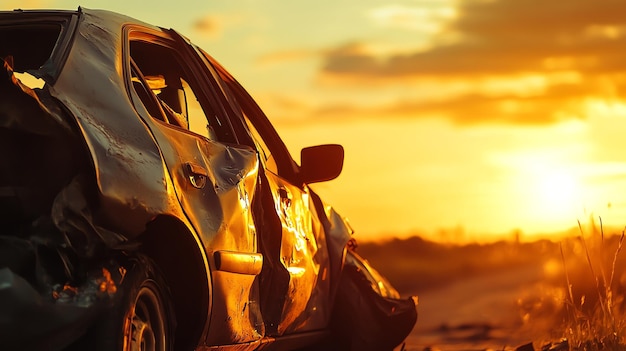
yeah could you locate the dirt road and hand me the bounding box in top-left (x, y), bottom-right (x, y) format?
top-left (399, 262), bottom-right (560, 350)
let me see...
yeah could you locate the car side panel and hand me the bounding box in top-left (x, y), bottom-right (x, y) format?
top-left (264, 173), bottom-right (331, 335)
top-left (50, 9), bottom-right (178, 237)
top-left (195, 55), bottom-right (338, 336)
top-left (145, 121), bottom-right (264, 345)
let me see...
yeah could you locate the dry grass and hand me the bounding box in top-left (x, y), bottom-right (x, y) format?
top-left (559, 219), bottom-right (626, 351)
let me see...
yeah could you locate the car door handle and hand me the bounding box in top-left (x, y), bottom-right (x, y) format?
top-left (185, 162), bottom-right (208, 189)
top-left (214, 251), bottom-right (263, 275)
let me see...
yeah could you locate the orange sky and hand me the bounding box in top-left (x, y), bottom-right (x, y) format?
top-left (6, 0), bottom-right (626, 242)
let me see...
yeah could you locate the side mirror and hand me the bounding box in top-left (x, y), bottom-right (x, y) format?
top-left (300, 144), bottom-right (344, 184)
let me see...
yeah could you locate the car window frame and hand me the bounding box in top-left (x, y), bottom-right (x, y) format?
top-left (0, 10), bottom-right (79, 83)
top-left (196, 49), bottom-right (302, 185)
top-left (122, 25), bottom-right (239, 144)
top-left (167, 29), bottom-right (253, 146)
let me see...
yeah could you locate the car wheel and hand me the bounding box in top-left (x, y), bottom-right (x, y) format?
top-left (74, 255), bottom-right (175, 351)
top-left (124, 280), bottom-right (169, 350)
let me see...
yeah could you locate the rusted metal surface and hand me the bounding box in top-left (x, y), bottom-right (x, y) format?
top-left (0, 7), bottom-right (417, 350)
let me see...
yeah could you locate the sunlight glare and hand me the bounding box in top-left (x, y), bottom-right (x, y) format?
top-left (493, 142), bottom-right (589, 233)
top-left (536, 170), bottom-right (579, 210)
top-left (526, 167), bottom-right (583, 226)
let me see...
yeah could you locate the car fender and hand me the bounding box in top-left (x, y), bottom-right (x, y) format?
top-left (49, 8), bottom-right (180, 238)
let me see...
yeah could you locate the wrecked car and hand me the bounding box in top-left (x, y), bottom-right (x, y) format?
top-left (0, 8), bottom-right (417, 351)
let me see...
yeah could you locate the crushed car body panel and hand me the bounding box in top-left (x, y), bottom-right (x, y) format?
top-left (50, 9), bottom-right (178, 237)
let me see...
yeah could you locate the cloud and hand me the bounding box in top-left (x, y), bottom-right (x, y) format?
top-left (193, 15), bottom-right (222, 38)
top-left (264, 73), bottom-right (610, 126)
top-left (324, 0), bottom-right (626, 77)
top-left (378, 83), bottom-right (588, 125)
top-left (310, 89), bottom-right (581, 126)
top-left (192, 13), bottom-right (244, 39)
top-left (452, 0), bottom-right (624, 39)
top-left (312, 0), bottom-right (626, 125)
top-left (256, 41), bottom-right (420, 67)
top-left (367, 4), bottom-right (457, 33)
top-left (256, 49), bottom-right (320, 66)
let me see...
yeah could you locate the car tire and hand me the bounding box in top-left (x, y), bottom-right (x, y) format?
top-left (73, 255), bottom-right (176, 351)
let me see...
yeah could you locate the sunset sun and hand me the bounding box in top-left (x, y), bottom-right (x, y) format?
top-left (531, 169), bottom-right (582, 220)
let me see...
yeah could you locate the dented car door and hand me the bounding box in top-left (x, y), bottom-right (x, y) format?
top-left (125, 28), bottom-right (264, 346)
top-left (201, 64), bottom-right (333, 336)
top-left (263, 172), bottom-right (331, 334)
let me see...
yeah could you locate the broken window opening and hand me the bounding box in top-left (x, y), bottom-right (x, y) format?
top-left (0, 23), bottom-right (61, 72)
top-left (129, 39), bottom-right (230, 142)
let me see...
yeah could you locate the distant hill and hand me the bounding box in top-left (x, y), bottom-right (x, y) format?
top-left (355, 234), bottom-right (626, 299)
